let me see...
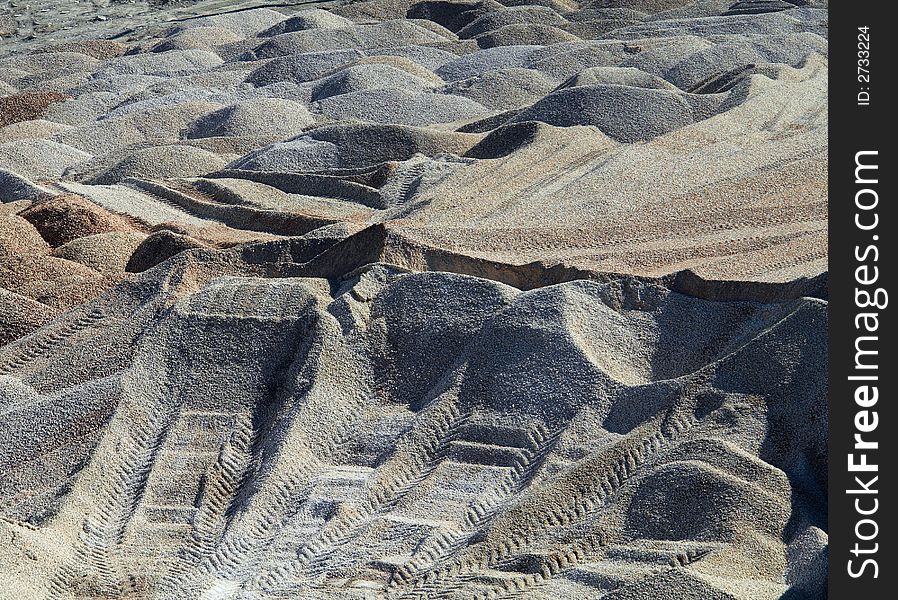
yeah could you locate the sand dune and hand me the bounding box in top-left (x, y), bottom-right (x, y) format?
top-left (1, 0), bottom-right (827, 598)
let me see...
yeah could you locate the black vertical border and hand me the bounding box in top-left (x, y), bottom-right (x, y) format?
top-left (829, 1), bottom-right (894, 597)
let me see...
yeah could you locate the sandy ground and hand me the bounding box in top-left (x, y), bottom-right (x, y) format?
top-left (1, 1), bottom-right (827, 598)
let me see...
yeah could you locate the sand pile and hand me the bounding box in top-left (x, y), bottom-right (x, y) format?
top-left (184, 98), bottom-right (314, 139)
top-left (233, 121), bottom-right (481, 172)
top-left (307, 62), bottom-right (442, 101)
top-left (0, 258), bottom-right (827, 600)
top-left (442, 67), bottom-right (558, 109)
top-left (0, 208), bottom-right (115, 312)
top-left (314, 87), bottom-right (489, 125)
top-left (31, 39), bottom-right (127, 60)
top-left (0, 92), bottom-right (67, 127)
top-left (19, 194), bottom-right (137, 247)
top-left (0, 169), bottom-right (53, 201)
top-left (0, 119), bottom-right (72, 143)
top-left (148, 27), bottom-right (246, 54)
top-left (0, 139), bottom-right (91, 180)
top-left (180, 7), bottom-right (289, 37)
top-left (456, 5), bottom-right (570, 38)
top-left (436, 45), bottom-right (541, 80)
top-left (86, 144), bottom-right (227, 184)
top-left (53, 231), bottom-right (148, 275)
top-left (0, 0), bottom-right (828, 598)
top-left (258, 9), bottom-right (355, 35)
top-left (0, 288), bottom-right (60, 347)
top-left (512, 84), bottom-right (695, 141)
top-left (407, 0), bottom-right (502, 32)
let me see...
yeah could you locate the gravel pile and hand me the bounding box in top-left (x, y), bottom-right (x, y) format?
top-left (246, 49), bottom-right (366, 86)
top-left (476, 24), bottom-right (580, 48)
top-left (0, 92), bottom-right (68, 127)
top-left (307, 62), bottom-right (441, 101)
top-left (456, 5), bottom-right (569, 38)
top-left (179, 7), bottom-right (289, 37)
top-left (512, 83), bottom-right (695, 141)
top-left (441, 67), bottom-right (557, 109)
top-left (435, 44), bottom-right (539, 80)
top-left (19, 193), bottom-right (137, 247)
top-left (93, 49), bottom-right (225, 78)
top-left (313, 87), bottom-right (488, 125)
top-left (86, 144), bottom-right (227, 184)
top-left (231, 121), bottom-right (480, 172)
top-left (245, 20), bottom-right (453, 59)
top-left (406, 0), bottom-right (502, 33)
top-left (52, 231), bottom-right (148, 275)
top-left (257, 9), bottom-right (355, 36)
top-left (185, 98), bottom-right (314, 139)
top-left (0, 4), bottom-right (829, 597)
top-left (30, 39), bottom-right (127, 60)
top-left (0, 168), bottom-right (54, 201)
top-left (0, 138), bottom-right (91, 180)
top-left (149, 26), bottom-right (245, 54)
top-left (556, 65), bottom-right (678, 90)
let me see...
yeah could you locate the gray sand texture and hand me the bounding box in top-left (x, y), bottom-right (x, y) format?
top-left (0, 0), bottom-right (827, 599)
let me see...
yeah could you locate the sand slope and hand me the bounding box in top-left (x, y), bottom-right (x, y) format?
top-left (0, 0), bottom-right (827, 598)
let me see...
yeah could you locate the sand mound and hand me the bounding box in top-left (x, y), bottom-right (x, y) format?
top-left (585, 0), bottom-right (701, 13)
top-left (0, 212), bottom-right (51, 257)
top-left (94, 48), bottom-right (225, 78)
top-left (477, 23), bottom-right (581, 48)
top-left (0, 92), bottom-right (67, 127)
top-left (314, 87), bottom-right (488, 125)
top-left (661, 32), bottom-right (827, 89)
top-left (0, 264), bottom-right (826, 597)
top-left (557, 65), bottom-right (678, 90)
top-left (149, 26), bottom-right (245, 54)
top-left (232, 122), bottom-right (481, 171)
top-left (0, 250), bottom-right (110, 310)
top-left (0, 2), bottom-right (828, 598)
top-left (369, 44), bottom-right (460, 70)
top-left (464, 119), bottom-right (556, 158)
top-left (258, 9), bottom-right (355, 36)
top-left (407, 0), bottom-right (501, 32)
top-left (308, 62), bottom-right (441, 101)
top-left (30, 39), bottom-right (126, 60)
top-left (179, 7), bottom-right (289, 38)
top-left (725, 0), bottom-right (797, 15)
top-left (39, 92), bottom-right (119, 126)
top-left (0, 138), bottom-right (91, 180)
top-left (0, 169), bottom-right (54, 201)
top-left (53, 231), bottom-right (148, 275)
top-left (19, 194), bottom-right (136, 247)
top-left (442, 67), bottom-right (557, 110)
top-left (0, 119), bottom-right (71, 143)
top-left (85, 144), bottom-right (227, 185)
top-left (55, 101), bottom-right (223, 155)
top-left (2, 51), bottom-right (100, 80)
top-left (338, 54), bottom-right (445, 82)
top-left (611, 6), bottom-right (827, 39)
top-left (457, 5), bottom-right (569, 38)
top-left (513, 83), bottom-right (694, 141)
top-left (435, 44), bottom-right (538, 80)
top-left (0, 288), bottom-right (60, 347)
top-left (125, 229), bottom-right (210, 272)
top-left (246, 20), bottom-right (452, 60)
top-left (185, 98), bottom-right (314, 139)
